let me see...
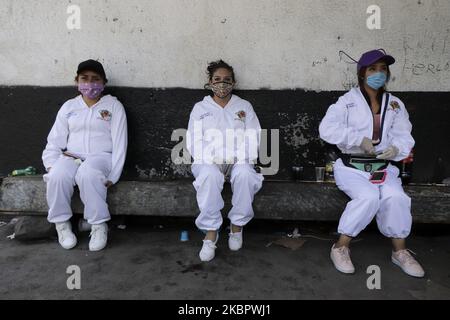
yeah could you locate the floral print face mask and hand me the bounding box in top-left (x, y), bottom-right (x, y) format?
top-left (210, 81), bottom-right (233, 98)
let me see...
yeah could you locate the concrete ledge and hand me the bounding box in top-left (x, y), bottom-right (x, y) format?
top-left (1, 176), bottom-right (450, 223)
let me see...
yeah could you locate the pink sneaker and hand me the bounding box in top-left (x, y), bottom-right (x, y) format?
top-left (330, 244), bottom-right (355, 274)
top-left (392, 249), bottom-right (425, 278)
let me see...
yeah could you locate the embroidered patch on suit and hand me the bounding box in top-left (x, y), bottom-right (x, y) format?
top-left (235, 110), bottom-right (246, 122)
top-left (390, 101), bottom-right (401, 113)
top-left (98, 109), bottom-right (112, 121)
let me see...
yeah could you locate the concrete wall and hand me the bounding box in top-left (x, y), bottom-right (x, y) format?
top-left (1, 0), bottom-right (450, 91)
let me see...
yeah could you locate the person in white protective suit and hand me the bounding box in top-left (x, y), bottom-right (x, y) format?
top-left (186, 60), bottom-right (264, 262)
top-left (42, 60), bottom-right (128, 251)
top-left (319, 49), bottom-right (425, 277)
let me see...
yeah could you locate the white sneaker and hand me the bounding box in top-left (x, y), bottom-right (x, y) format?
top-left (89, 223), bottom-right (108, 252)
top-left (330, 244), bottom-right (355, 274)
top-left (55, 221), bottom-right (77, 250)
top-left (199, 233), bottom-right (219, 262)
top-left (228, 226), bottom-right (243, 251)
top-left (392, 249), bottom-right (425, 278)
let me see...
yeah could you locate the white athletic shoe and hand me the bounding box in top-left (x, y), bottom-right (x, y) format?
top-left (392, 249), bottom-right (425, 278)
top-left (199, 233), bottom-right (219, 262)
top-left (89, 223), bottom-right (108, 252)
top-left (330, 244), bottom-right (355, 274)
top-left (55, 221), bottom-right (77, 250)
top-left (228, 226), bottom-right (243, 251)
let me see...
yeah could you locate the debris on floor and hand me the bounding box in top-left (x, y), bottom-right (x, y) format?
top-left (267, 236), bottom-right (306, 250)
top-left (287, 227), bottom-right (301, 238)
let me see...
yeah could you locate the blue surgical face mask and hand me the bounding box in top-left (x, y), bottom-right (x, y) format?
top-left (366, 72), bottom-right (387, 90)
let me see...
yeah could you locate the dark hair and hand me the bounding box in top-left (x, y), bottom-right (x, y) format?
top-left (206, 59), bottom-right (235, 82)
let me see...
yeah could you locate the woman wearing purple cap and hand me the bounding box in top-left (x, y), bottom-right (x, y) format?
top-left (319, 49), bottom-right (425, 277)
top-left (42, 60), bottom-right (128, 252)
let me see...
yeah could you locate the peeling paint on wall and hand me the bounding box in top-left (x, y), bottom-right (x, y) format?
top-left (280, 113), bottom-right (325, 161)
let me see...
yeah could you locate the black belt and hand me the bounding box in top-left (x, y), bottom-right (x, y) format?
top-left (340, 154), bottom-right (389, 173)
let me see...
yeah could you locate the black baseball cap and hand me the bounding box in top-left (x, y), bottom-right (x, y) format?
top-left (77, 59), bottom-right (108, 82)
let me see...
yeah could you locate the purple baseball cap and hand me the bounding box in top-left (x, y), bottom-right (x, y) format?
top-left (357, 49), bottom-right (395, 71)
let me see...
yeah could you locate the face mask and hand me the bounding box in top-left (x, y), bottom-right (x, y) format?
top-left (78, 82), bottom-right (105, 99)
top-left (366, 72), bottom-right (387, 90)
top-left (210, 82), bottom-right (233, 98)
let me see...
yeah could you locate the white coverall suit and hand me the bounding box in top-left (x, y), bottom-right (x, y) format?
top-left (42, 95), bottom-right (128, 225)
top-left (319, 88), bottom-right (414, 238)
top-left (186, 95), bottom-right (264, 231)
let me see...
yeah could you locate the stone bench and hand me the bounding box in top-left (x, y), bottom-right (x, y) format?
top-left (1, 176), bottom-right (449, 223)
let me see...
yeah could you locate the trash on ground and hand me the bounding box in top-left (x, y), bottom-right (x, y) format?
top-left (117, 224), bottom-right (127, 230)
top-left (0, 221), bottom-right (7, 227)
top-left (6, 233), bottom-right (15, 240)
top-left (287, 227), bottom-right (301, 238)
top-left (180, 230), bottom-right (189, 242)
top-left (268, 237), bottom-right (306, 251)
top-left (11, 166), bottom-right (37, 176)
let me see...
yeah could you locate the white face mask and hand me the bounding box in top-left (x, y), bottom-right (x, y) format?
top-left (210, 82), bottom-right (233, 98)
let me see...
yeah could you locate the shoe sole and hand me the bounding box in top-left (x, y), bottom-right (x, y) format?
top-left (391, 257), bottom-right (425, 278)
top-left (199, 253), bottom-right (215, 262)
top-left (59, 238), bottom-right (77, 250)
top-left (330, 253), bottom-right (355, 274)
top-left (200, 257), bottom-right (214, 262)
top-left (89, 245), bottom-right (107, 252)
top-left (61, 242), bottom-right (77, 250)
top-left (228, 240), bottom-right (242, 251)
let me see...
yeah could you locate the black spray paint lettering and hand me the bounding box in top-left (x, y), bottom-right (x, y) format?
top-left (404, 61), bottom-right (450, 76)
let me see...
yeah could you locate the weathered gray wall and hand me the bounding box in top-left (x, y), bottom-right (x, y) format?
top-left (1, 0), bottom-right (450, 91)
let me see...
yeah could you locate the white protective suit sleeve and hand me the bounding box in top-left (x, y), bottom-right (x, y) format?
top-left (319, 96), bottom-right (365, 149)
top-left (186, 106), bottom-right (210, 164)
top-left (385, 99), bottom-right (415, 162)
top-left (107, 101), bottom-right (128, 184)
top-left (42, 104), bottom-right (69, 171)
